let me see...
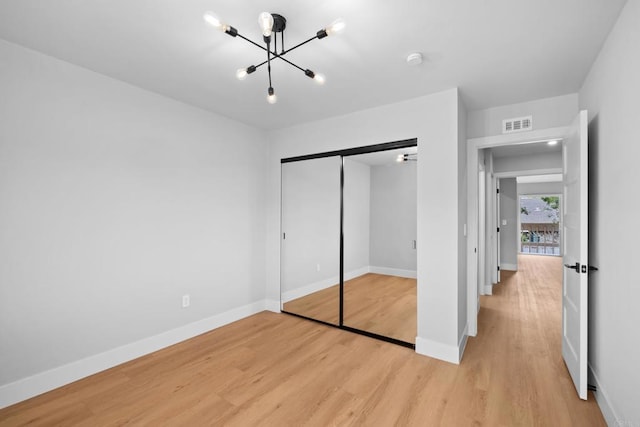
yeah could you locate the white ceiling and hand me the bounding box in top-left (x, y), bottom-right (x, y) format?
top-left (0, 1), bottom-right (627, 130)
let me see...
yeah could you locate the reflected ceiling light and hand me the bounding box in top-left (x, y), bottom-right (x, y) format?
top-left (406, 52), bottom-right (423, 66)
top-left (397, 153), bottom-right (417, 162)
top-left (203, 11), bottom-right (345, 104)
top-left (548, 140), bottom-right (559, 145)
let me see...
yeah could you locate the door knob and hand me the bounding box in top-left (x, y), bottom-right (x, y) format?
top-left (564, 262), bottom-right (580, 273)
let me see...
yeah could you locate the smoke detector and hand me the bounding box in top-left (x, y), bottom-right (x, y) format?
top-left (406, 52), bottom-right (423, 66)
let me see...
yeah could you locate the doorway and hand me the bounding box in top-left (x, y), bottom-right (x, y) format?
top-left (467, 110), bottom-right (590, 399)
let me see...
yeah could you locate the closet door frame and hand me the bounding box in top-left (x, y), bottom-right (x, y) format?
top-left (281, 138), bottom-right (417, 349)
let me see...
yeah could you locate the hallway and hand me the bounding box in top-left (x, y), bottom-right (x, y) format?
top-left (463, 254), bottom-right (604, 424)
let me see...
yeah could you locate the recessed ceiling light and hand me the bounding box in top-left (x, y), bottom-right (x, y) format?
top-left (406, 52), bottom-right (423, 66)
top-left (548, 140), bottom-right (558, 145)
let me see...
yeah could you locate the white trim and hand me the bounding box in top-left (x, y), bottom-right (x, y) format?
top-left (345, 266), bottom-right (373, 280)
top-left (483, 285), bottom-right (493, 295)
top-left (281, 276), bottom-right (337, 303)
top-left (281, 267), bottom-right (370, 303)
top-left (415, 336), bottom-right (462, 365)
top-left (467, 126), bottom-right (569, 339)
top-left (265, 299), bottom-right (281, 313)
top-left (369, 266), bottom-right (417, 279)
top-left (281, 266), bottom-right (417, 303)
top-left (588, 364), bottom-right (619, 427)
top-left (458, 323), bottom-right (469, 362)
top-left (494, 168), bottom-right (562, 178)
top-left (0, 300), bottom-right (268, 409)
top-left (500, 263), bottom-right (517, 271)
top-left (468, 126), bottom-right (569, 147)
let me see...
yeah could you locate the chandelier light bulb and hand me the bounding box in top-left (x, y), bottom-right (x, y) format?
top-left (313, 73), bottom-right (326, 85)
top-left (325, 18), bottom-right (345, 36)
top-left (267, 87), bottom-right (277, 104)
top-left (203, 11), bottom-right (227, 31)
top-left (258, 12), bottom-right (274, 37)
top-left (236, 68), bottom-right (248, 80)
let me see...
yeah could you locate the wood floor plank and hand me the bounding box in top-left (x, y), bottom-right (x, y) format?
top-left (0, 255), bottom-right (606, 426)
top-left (284, 273), bottom-right (417, 343)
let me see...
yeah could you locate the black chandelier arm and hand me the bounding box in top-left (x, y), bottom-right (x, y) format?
top-left (232, 29), bottom-right (320, 79)
top-left (280, 34), bottom-right (319, 56)
top-left (235, 31), bottom-right (321, 59)
top-left (251, 54), bottom-right (306, 74)
top-left (273, 54), bottom-right (305, 72)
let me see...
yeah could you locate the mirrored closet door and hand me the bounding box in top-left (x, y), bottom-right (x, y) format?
top-left (281, 156), bottom-right (341, 325)
top-left (281, 140), bottom-right (417, 347)
top-left (343, 148), bottom-right (417, 343)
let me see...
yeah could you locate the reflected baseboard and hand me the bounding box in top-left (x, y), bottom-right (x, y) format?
top-left (281, 267), bottom-right (370, 303)
top-left (369, 266), bottom-right (417, 279)
top-left (281, 266), bottom-right (418, 303)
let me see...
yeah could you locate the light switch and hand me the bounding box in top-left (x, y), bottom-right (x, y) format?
top-left (502, 219), bottom-right (507, 226)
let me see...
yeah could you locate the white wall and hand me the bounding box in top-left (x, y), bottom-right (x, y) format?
top-left (517, 181), bottom-right (563, 195)
top-left (457, 93), bottom-right (468, 341)
top-left (499, 178), bottom-right (518, 270)
top-left (0, 40), bottom-right (267, 400)
top-left (493, 151), bottom-right (562, 175)
top-left (369, 162), bottom-right (417, 273)
top-left (467, 93), bottom-right (579, 138)
top-left (266, 89), bottom-right (467, 363)
top-left (579, 0), bottom-right (640, 425)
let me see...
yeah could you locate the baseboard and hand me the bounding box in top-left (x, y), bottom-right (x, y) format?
top-left (458, 323), bottom-right (469, 362)
top-left (588, 363), bottom-right (620, 427)
top-left (483, 284), bottom-right (493, 295)
top-left (265, 299), bottom-right (281, 313)
top-left (281, 267), bottom-right (370, 303)
top-left (0, 300), bottom-right (269, 410)
top-left (500, 263), bottom-right (517, 271)
top-left (369, 266), bottom-right (417, 279)
top-left (415, 336), bottom-right (462, 365)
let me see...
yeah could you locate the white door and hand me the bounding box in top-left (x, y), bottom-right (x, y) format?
top-left (562, 110), bottom-right (589, 400)
top-left (496, 179), bottom-right (501, 282)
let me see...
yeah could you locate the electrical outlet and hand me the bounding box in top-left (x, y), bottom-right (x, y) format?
top-left (182, 294), bottom-right (190, 308)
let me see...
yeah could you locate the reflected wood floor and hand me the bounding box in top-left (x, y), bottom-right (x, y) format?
top-left (283, 273), bottom-right (416, 343)
top-left (0, 255), bottom-right (605, 426)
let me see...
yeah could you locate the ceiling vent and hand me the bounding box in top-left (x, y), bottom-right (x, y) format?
top-left (502, 116), bottom-right (533, 134)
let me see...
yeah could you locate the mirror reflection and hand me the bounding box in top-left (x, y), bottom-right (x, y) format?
top-left (343, 148), bottom-right (417, 343)
top-left (281, 156), bottom-right (341, 325)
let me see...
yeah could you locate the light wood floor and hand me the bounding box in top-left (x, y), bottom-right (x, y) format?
top-left (0, 255), bottom-right (605, 426)
top-left (283, 273), bottom-right (416, 343)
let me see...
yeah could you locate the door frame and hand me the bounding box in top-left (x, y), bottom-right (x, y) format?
top-left (466, 126), bottom-right (568, 336)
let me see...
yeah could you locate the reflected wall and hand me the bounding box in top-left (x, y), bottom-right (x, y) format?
top-left (281, 156), bottom-right (341, 325)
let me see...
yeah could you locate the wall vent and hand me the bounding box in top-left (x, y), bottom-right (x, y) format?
top-left (502, 116), bottom-right (533, 134)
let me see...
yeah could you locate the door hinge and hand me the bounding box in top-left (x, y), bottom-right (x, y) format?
top-left (283, 232), bottom-right (286, 240)
top-left (496, 188), bottom-right (500, 194)
top-left (497, 227), bottom-right (500, 233)
top-left (497, 266), bottom-right (500, 271)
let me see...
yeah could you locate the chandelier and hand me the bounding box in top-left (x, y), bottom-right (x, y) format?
top-left (203, 11), bottom-right (345, 104)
